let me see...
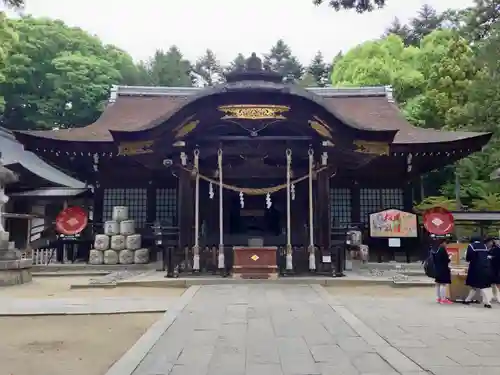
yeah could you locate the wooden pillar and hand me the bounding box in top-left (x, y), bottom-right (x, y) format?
top-left (317, 171), bottom-right (331, 250)
top-left (178, 169), bottom-right (193, 249)
top-left (93, 187), bottom-right (104, 225)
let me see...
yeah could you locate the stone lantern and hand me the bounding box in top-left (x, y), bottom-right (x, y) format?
top-left (0, 163), bottom-right (32, 285)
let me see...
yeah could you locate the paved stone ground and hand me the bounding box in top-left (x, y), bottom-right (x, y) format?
top-left (131, 285), bottom-right (426, 375)
top-left (335, 294), bottom-right (500, 375)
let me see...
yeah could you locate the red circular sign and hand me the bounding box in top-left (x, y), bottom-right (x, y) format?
top-left (423, 207), bottom-right (454, 235)
top-left (55, 206), bottom-right (88, 235)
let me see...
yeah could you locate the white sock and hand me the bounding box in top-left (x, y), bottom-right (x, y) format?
top-left (493, 285), bottom-right (499, 300)
top-left (481, 288), bottom-right (492, 305)
top-left (465, 289), bottom-right (477, 302)
top-left (436, 284), bottom-right (442, 299)
top-left (440, 285), bottom-right (447, 300)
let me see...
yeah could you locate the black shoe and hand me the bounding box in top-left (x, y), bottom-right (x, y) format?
top-left (484, 304), bottom-right (492, 308)
top-left (462, 301), bottom-right (471, 305)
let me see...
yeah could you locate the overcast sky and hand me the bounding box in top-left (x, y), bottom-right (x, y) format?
top-left (4, 0), bottom-right (475, 64)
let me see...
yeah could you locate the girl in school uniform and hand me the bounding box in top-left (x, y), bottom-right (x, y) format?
top-left (464, 237), bottom-right (493, 308)
top-left (486, 237), bottom-right (500, 303)
top-left (432, 238), bottom-right (453, 304)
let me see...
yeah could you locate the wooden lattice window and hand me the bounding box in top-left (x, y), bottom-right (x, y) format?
top-left (330, 188), bottom-right (352, 227)
top-left (360, 188), bottom-right (404, 223)
top-left (103, 188), bottom-right (147, 228)
top-left (156, 188), bottom-right (177, 226)
top-left (381, 188), bottom-right (404, 211)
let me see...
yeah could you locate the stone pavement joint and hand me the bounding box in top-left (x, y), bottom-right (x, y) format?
top-left (312, 284), bottom-right (425, 374)
top-left (104, 285), bottom-right (200, 375)
top-left (124, 284), bottom-right (418, 375)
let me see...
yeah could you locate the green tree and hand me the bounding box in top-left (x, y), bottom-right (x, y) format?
top-left (264, 40), bottom-right (304, 83)
top-left (408, 4), bottom-right (444, 46)
top-left (312, 0), bottom-right (385, 13)
top-left (306, 51), bottom-right (331, 86)
top-left (331, 34), bottom-right (424, 103)
top-left (225, 53), bottom-right (246, 74)
top-left (2, 0), bottom-right (23, 8)
top-left (141, 46), bottom-right (193, 87)
top-left (384, 17), bottom-right (413, 46)
top-left (0, 12), bottom-right (17, 112)
top-left (404, 30), bottom-right (477, 129)
top-left (298, 72), bottom-right (317, 87)
top-left (0, 17), bottom-right (139, 130)
top-left (462, 0), bottom-right (500, 42)
top-left (193, 49), bottom-right (224, 86)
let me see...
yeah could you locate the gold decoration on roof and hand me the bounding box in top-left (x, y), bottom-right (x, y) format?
top-left (175, 120), bottom-right (200, 139)
top-left (172, 114), bottom-right (195, 132)
top-left (308, 116), bottom-right (332, 139)
top-left (353, 140), bottom-right (390, 156)
top-left (118, 140), bottom-right (154, 156)
top-left (218, 104), bottom-right (289, 120)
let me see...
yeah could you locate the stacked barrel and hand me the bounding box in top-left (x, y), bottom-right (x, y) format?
top-left (88, 206), bottom-right (149, 265)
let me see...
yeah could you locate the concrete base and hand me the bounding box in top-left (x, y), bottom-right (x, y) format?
top-left (0, 259), bottom-right (33, 286)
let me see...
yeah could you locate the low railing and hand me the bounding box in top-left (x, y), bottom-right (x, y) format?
top-left (20, 248), bottom-right (57, 265)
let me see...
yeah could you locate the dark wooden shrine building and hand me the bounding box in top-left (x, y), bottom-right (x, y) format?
top-left (14, 55), bottom-right (491, 267)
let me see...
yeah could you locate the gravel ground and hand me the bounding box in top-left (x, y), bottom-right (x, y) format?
top-left (0, 313), bottom-right (161, 375)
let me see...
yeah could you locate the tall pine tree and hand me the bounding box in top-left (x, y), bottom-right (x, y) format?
top-left (306, 51), bottom-right (332, 87)
top-left (225, 53), bottom-right (247, 74)
top-left (264, 40), bottom-right (304, 83)
top-left (193, 49), bottom-right (224, 86)
top-left (142, 46), bottom-right (193, 87)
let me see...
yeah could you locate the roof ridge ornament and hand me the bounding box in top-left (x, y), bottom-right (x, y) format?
top-left (225, 52), bottom-right (284, 83)
top-left (246, 52), bottom-right (262, 71)
top-left (109, 85), bottom-right (118, 105)
top-left (385, 86), bottom-right (394, 103)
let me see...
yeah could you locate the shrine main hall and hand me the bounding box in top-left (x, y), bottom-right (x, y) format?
top-left (14, 55), bottom-right (491, 270)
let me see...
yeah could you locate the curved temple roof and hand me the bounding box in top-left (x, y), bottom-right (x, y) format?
top-left (14, 85), bottom-right (491, 150)
top-left (0, 127), bottom-right (86, 188)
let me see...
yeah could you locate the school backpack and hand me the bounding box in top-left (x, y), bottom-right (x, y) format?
top-left (424, 252), bottom-right (436, 278)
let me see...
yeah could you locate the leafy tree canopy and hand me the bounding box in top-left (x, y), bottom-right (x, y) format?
top-left (0, 17), bottom-right (139, 130)
top-left (312, 0), bottom-right (385, 13)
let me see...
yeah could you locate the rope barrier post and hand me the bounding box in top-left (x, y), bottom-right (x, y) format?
top-left (193, 149), bottom-right (200, 272)
top-left (308, 148), bottom-right (316, 272)
top-left (286, 149), bottom-right (293, 271)
top-left (217, 148), bottom-right (225, 272)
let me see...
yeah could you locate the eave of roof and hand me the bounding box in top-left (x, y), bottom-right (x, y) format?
top-left (0, 127), bottom-right (86, 188)
top-left (13, 85), bottom-right (492, 149)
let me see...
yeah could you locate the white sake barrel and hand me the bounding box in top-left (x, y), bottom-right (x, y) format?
top-left (103, 249), bottom-right (118, 265)
top-left (94, 234), bottom-right (110, 251)
top-left (125, 234), bottom-right (141, 250)
top-left (110, 235), bottom-right (126, 251)
top-left (104, 221), bottom-right (119, 236)
top-left (118, 249), bottom-right (134, 264)
top-left (88, 249), bottom-right (104, 265)
top-left (112, 206), bottom-right (129, 222)
top-left (120, 220), bottom-right (135, 236)
top-left (134, 248), bottom-right (149, 264)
